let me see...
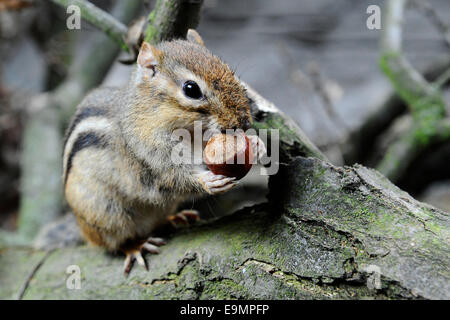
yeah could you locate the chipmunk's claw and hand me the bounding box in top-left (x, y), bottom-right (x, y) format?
top-left (168, 210), bottom-right (200, 228)
top-left (123, 250), bottom-right (146, 275)
top-left (147, 237), bottom-right (167, 246)
top-left (123, 237), bottom-right (166, 276)
top-left (196, 171), bottom-right (239, 195)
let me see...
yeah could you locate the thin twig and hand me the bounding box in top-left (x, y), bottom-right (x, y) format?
top-left (411, 0), bottom-right (450, 48)
top-left (16, 250), bottom-right (55, 300)
top-left (50, 0), bottom-right (129, 51)
top-left (307, 62), bottom-right (348, 130)
top-left (433, 68), bottom-right (450, 89)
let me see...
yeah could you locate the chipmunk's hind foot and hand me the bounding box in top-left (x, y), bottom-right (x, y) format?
top-left (122, 237), bottom-right (166, 276)
top-left (168, 209), bottom-right (200, 228)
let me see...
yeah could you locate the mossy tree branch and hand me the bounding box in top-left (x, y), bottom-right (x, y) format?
top-left (144, 0), bottom-right (204, 44)
top-left (244, 83), bottom-right (326, 161)
top-left (3, 157), bottom-right (449, 299)
top-left (377, 0), bottom-right (449, 182)
top-left (342, 54), bottom-right (450, 165)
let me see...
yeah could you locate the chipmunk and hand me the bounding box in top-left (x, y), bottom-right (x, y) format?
top-left (63, 29), bottom-right (266, 275)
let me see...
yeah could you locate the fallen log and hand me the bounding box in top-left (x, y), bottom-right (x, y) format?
top-left (2, 157), bottom-right (448, 299)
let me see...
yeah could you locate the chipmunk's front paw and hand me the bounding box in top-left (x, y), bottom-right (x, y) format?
top-left (195, 171), bottom-right (238, 195)
top-left (248, 135), bottom-right (267, 161)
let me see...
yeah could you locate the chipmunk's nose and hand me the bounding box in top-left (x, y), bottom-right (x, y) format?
top-left (241, 118), bottom-right (251, 131)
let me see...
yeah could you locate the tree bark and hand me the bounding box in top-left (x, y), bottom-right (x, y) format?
top-left (145, 0), bottom-right (204, 44)
top-left (2, 157), bottom-right (448, 299)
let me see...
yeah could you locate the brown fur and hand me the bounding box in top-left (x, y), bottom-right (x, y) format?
top-left (155, 40), bottom-right (251, 130)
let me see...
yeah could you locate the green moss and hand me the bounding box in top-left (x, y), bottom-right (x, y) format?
top-left (252, 113), bottom-right (295, 141)
top-left (201, 279), bottom-right (247, 299)
top-left (144, 0), bottom-right (161, 44)
top-left (379, 52), bottom-right (446, 154)
top-left (379, 53), bottom-right (444, 117)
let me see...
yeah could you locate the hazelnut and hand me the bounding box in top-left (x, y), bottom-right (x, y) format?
top-left (204, 132), bottom-right (253, 180)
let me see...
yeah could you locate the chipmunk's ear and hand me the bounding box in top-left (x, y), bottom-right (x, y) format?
top-left (187, 29), bottom-right (205, 46)
top-left (137, 42), bottom-right (162, 71)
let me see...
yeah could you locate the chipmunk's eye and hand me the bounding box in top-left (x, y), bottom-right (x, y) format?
top-left (183, 80), bottom-right (203, 99)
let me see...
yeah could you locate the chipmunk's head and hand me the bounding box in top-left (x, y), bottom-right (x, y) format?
top-left (132, 29), bottom-right (251, 134)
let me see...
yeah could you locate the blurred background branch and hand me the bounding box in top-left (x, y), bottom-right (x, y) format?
top-left (411, 0), bottom-right (450, 49)
top-left (377, 0), bottom-right (449, 183)
top-left (51, 0), bottom-right (130, 51)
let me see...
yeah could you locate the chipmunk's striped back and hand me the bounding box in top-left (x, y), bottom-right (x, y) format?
top-left (63, 88), bottom-right (116, 185)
